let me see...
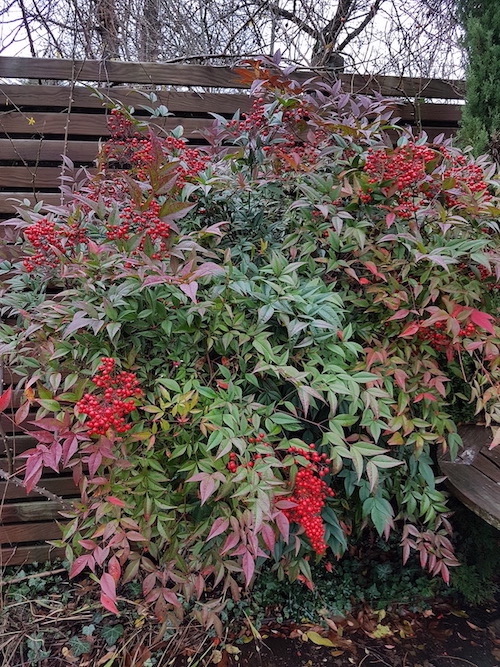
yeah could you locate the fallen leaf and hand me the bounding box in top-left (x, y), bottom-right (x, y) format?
top-left (211, 649), bottom-right (223, 664)
top-left (306, 630), bottom-right (335, 647)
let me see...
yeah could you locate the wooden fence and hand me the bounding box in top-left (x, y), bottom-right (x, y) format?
top-left (0, 56), bottom-right (466, 566)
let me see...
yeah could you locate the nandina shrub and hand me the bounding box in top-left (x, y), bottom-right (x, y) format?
top-left (0, 57), bottom-right (499, 628)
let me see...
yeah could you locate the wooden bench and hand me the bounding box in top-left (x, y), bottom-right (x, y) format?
top-left (440, 425), bottom-right (500, 529)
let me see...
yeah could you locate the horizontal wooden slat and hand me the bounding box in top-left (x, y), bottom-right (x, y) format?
top-left (0, 57), bottom-right (467, 99)
top-left (0, 475), bottom-right (78, 500)
top-left (0, 435), bottom-right (36, 457)
top-left (0, 192), bottom-right (63, 213)
top-left (1, 520), bottom-right (65, 544)
top-left (0, 112), bottom-right (213, 137)
top-left (0, 84), bottom-right (251, 114)
top-left (0, 500), bottom-right (66, 523)
top-left (0, 138), bottom-right (101, 162)
top-left (0, 166), bottom-right (94, 188)
top-left (472, 452), bottom-right (500, 483)
top-left (0, 543), bottom-right (65, 565)
top-left (440, 461), bottom-right (500, 530)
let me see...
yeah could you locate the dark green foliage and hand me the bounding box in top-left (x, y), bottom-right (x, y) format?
top-left (448, 504), bottom-right (500, 604)
top-left (459, 0), bottom-right (500, 156)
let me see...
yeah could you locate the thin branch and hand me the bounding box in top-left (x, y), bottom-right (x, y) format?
top-left (338, 0), bottom-right (384, 52)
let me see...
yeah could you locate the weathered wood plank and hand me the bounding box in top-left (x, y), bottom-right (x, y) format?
top-left (472, 452), bottom-right (500, 484)
top-left (482, 446), bottom-right (500, 466)
top-left (0, 500), bottom-right (66, 523)
top-left (440, 461), bottom-right (500, 530)
top-left (0, 193), bottom-right (63, 214)
top-left (0, 57), bottom-right (466, 99)
top-left (0, 166), bottom-right (93, 188)
top-left (0, 435), bottom-right (36, 457)
top-left (0, 476), bottom-right (78, 500)
top-left (0, 543), bottom-right (65, 565)
top-left (0, 84), bottom-right (463, 122)
top-left (0, 138), bottom-right (101, 162)
top-left (0, 521), bottom-right (65, 544)
top-left (0, 84), bottom-right (251, 114)
top-left (0, 111), bottom-right (213, 137)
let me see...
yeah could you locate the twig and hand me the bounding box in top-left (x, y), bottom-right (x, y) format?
top-left (0, 567), bottom-right (66, 587)
top-left (437, 658), bottom-right (479, 666)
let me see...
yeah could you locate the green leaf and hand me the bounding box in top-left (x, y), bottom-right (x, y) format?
top-left (100, 624), bottom-right (124, 646)
top-left (68, 636), bottom-right (92, 657)
top-left (38, 399), bottom-right (61, 412)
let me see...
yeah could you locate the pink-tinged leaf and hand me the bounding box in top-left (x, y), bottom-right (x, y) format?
top-left (108, 556), bottom-right (121, 583)
top-left (385, 212), bottom-right (396, 228)
top-left (100, 572), bottom-right (117, 600)
top-left (186, 472), bottom-right (207, 483)
top-left (470, 309), bottom-right (496, 334)
top-left (143, 572), bottom-right (157, 597)
top-left (101, 593), bottom-right (120, 615)
top-left (464, 340), bottom-right (484, 352)
top-left (414, 393), bottom-right (437, 403)
top-left (441, 564), bottom-right (450, 585)
top-left (274, 499), bottom-right (297, 510)
top-left (94, 546), bottom-right (110, 567)
top-left (14, 401), bottom-right (30, 425)
top-left (105, 495), bottom-right (127, 508)
top-left (220, 531), bottom-right (240, 555)
top-left (275, 511), bottom-right (290, 543)
top-left (488, 429), bottom-right (500, 450)
top-left (206, 517), bottom-right (229, 542)
top-left (69, 555), bottom-right (90, 578)
top-left (62, 435), bottom-right (79, 467)
top-left (44, 441), bottom-right (62, 472)
top-left (191, 262), bottom-right (225, 279)
top-left (393, 369), bottom-right (408, 391)
top-left (200, 476), bottom-right (216, 505)
top-left (0, 387), bottom-right (12, 412)
top-left (402, 542), bottom-right (410, 565)
top-left (179, 281), bottom-right (198, 302)
top-left (32, 430), bottom-right (55, 444)
top-left (162, 589), bottom-right (180, 606)
top-left (387, 309), bottom-right (410, 321)
top-left (78, 539), bottom-right (97, 550)
top-left (242, 551), bottom-right (255, 587)
top-left (399, 322), bottom-right (420, 337)
top-left (88, 450), bottom-right (102, 478)
top-left (260, 523), bottom-right (276, 553)
top-left (23, 454), bottom-right (44, 493)
top-left (126, 531), bottom-right (147, 542)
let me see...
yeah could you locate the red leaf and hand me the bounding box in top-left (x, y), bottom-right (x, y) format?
top-left (414, 393), bottom-right (437, 403)
top-left (242, 551), bottom-right (255, 586)
top-left (108, 556), bottom-right (122, 583)
top-left (0, 387), bottom-right (12, 412)
top-left (126, 531), bottom-right (147, 542)
top-left (220, 531), bottom-right (240, 555)
top-left (143, 572), bottom-right (157, 596)
top-left (206, 517), bottom-right (229, 542)
top-left (385, 212), bottom-right (396, 228)
top-left (101, 593), bottom-right (120, 615)
top-left (62, 435), bottom-right (79, 467)
top-left (100, 572), bottom-right (117, 600)
top-left (399, 322), bottom-right (420, 337)
top-left (106, 496), bottom-right (127, 508)
top-left (470, 309), bottom-right (496, 335)
top-left (387, 309), bottom-right (410, 321)
top-left (162, 589), bottom-right (180, 606)
top-left (69, 555), bottom-right (91, 578)
top-left (14, 401), bottom-right (30, 425)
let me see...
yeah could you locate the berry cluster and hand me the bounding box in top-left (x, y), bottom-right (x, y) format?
top-left (226, 433), bottom-right (271, 473)
top-left (283, 444), bottom-right (334, 555)
top-left (364, 143), bottom-right (435, 219)
top-left (23, 217), bottom-right (87, 271)
top-left (459, 261), bottom-right (499, 291)
top-left (76, 358), bottom-right (142, 435)
top-left (107, 109), bottom-right (142, 140)
top-left (106, 201), bottom-right (171, 258)
top-left (417, 320), bottom-right (477, 351)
